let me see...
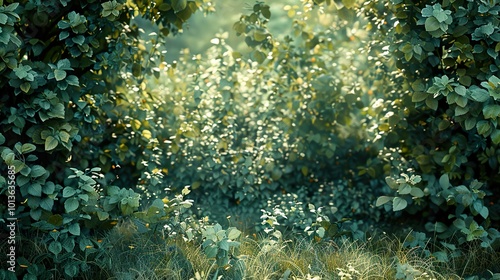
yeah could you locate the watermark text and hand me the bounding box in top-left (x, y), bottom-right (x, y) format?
top-left (6, 165), bottom-right (16, 272)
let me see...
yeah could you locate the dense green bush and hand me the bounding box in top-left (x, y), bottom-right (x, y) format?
top-left (0, 0), bottom-right (211, 278)
top-left (140, 1), bottom-right (391, 231)
top-left (362, 0), bottom-right (500, 252)
top-left (2, 0), bottom-right (500, 278)
top-left (144, 0), bottom-right (500, 257)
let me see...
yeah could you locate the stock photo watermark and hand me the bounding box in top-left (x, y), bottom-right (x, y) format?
top-left (6, 165), bottom-right (17, 273)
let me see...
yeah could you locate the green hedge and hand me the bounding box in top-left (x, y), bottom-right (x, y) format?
top-left (0, 0), bottom-right (209, 278)
top-left (363, 0), bottom-right (500, 250)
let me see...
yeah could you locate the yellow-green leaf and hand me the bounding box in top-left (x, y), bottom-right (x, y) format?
top-left (45, 136), bottom-right (59, 151)
top-left (21, 143), bottom-right (36, 154)
top-left (142, 129), bottom-right (152, 139)
top-left (59, 131), bottom-right (70, 143)
top-left (131, 119), bottom-right (141, 130)
top-left (172, 0), bottom-right (187, 12)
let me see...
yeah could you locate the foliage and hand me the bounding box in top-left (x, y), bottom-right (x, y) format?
top-left (141, 0), bottom-right (390, 232)
top-left (2, 0), bottom-right (500, 277)
top-left (0, 0), bottom-right (212, 278)
top-left (200, 223), bottom-right (245, 279)
top-left (361, 0), bottom-right (500, 252)
top-left (259, 196), bottom-right (354, 243)
top-left (99, 223), bottom-right (473, 279)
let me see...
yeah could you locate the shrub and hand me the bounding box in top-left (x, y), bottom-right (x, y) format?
top-left (0, 0), bottom-right (211, 278)
top-left (142, 1), bottom-right (389, 230)
top-left (362, 0), bottom-right (500, 251)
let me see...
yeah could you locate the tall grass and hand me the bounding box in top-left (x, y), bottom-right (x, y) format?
top-left (99, 222), bottom-right (500, 280)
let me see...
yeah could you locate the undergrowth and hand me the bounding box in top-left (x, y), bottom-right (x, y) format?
top-left (96, 222), bottom-right (500, 280)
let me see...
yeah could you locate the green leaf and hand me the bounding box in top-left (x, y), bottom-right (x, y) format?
top-left (425, 96), bottom-right (438, 110)
top-left (233, 21), bottom-right (246, 34)
top-left (464, 117), bottom-right (476, 131)
top-left (48, 241), bottom-right (62, 255)
top-left (54, 69), bottom-right (66, 81)
top-left (410, 187), bottom-right (425, 198)
top-left (204, 245), bottom-right (218, 258)
top-left (439, 174), bottom-right (450, 189)
top-left (479, 206), bottom-right (489, 219)
top-left (393, 197), bottom-right (408, 211)
top-left (132, 63), bottom-right (142, 77)
top-left (13, 65), bottom-right (30, 79)
top-left (97, 210), bottom-right (109, 221)
top-left (455, 85), bottom-right (466, 96)
top-left (0, 13), bottom-right (8, 25)
top-left (316, 227), bottom-right (325, 238)
top-left (68, 223), bottom-right (80, 236)
top-left (64, 197), bottom-right (79, 212)
top-left (477, 120), bottom-right (491, 135)
top-left (20, 165), bottom-right (31, 176)
top-left (43, 182), bottom-right (56, 194)
top-left (30, 208), bottom-right (42, 220)
top-left (47, 214), bottom-right (63, 226)
top-left (40, 197), bottom-right (54, 211)
top-left (171, 0), bottom-right (187, 12)
top-left (62, 236), bottom-right (75, 252)
top-left (21, 143), bottom-right (36, 153)
top-left (64, 263), bottom-right (78, 278)
top-left (412, 92), bottom-right (428, 102)
top-left (63, 187), bottom-right (77, 197)
top-left (45, 135), bottom-right (58, 151)
top-left (28, 183), bottom-right (42, 196)
top-left (2, 149), bottom-right (14, 164)
top-left (252, 50), bottom-right (266, 64)
top-left (227, 227), bottom-right (241, 239)
top-left (455, 106), bottom-right (468, 116)
top-left (47, 103), bottom-right (65, 119)
top-left (158, 3), bottom-right (171, 11)
top-left (65, 75), bottom-right (79, 86)
top-left (253, 30), bottom-right (268, 42)
top-left (0, 133), bottom-right (5, 145)
top-left (219, 239), bottom-right (229, 251)
top-left (13, 160), bottom-right (25, 173)
top-left (376, 196), bottom-right (392, 207)
top-left (30, 165), bottom-right (46, 178)
top-left (425, 17), bottom-right (441, 32)
top-left (59, 31), bottom-right (69, 40)
top-left (59, 131), bottom-right (70, 143)
top-left (385, 177), bottom-right (399, 190)
top-left (491, 129), bottom-right (500, 144)
top-left (483, 104), bottom-right (500, 119)
top-left (434, 222), bottom-right (448, 233)
top-left (72, 35), bottom-right (85, 45)
top-left (4, 3), bottom-right (20, 12)
top-left (271, 168), bottom-right (282, 181)
top-left (398, 184), bottom-right (411, 195)
top-left (261, 6), bottom-right (271, 19)
top-left (432, 251), bottom-right (448, 262)
top-left (20, 82), bottom-right (31, 93)
top-left (469, 87), bottom-right (489, 102)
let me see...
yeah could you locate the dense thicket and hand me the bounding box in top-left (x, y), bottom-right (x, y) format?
top-left (1, 0), bottom-right (499, 278)
top-left (0, 0), bottom-right (211, 278)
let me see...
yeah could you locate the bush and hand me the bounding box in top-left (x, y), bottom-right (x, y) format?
top-left (362, 0), bottom-right (500, 251)
top-left (141, 1), bottom-right (390, 230)
top-left (0, 0), bottom-right (211, 278)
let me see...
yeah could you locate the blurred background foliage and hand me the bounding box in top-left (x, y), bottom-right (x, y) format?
top-left (1, 0), bottom-right (500, 278)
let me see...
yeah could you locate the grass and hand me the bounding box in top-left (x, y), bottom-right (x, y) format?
top-left (100, 222), bottom-right (500, 280)
top-left (3, 221), bottom-right (498, 279)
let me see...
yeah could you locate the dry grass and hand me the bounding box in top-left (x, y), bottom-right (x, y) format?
top-left (102, 222), bottom-right (476, 280)
top-left (7, 222), bottom-right (497, 279)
